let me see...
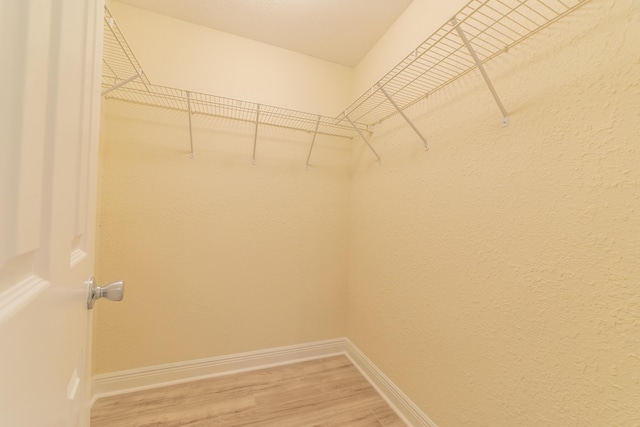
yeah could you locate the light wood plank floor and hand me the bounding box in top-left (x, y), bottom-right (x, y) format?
top-left (91, 355), bottom-right (406, 426)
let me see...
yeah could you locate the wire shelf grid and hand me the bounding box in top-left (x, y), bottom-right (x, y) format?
top-left (344, 0), bottom-right (589, 125)
top-left (102, 0), bottom-right (589, 147)
top-left (101, 5), bottom-right (367, 140)
top-left (102, 6), bottom-right (150, 89)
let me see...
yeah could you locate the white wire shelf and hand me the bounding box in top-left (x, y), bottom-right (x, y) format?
top-left (101, 5), bottom-right (368, 140)
top-left (102, 5), bottom-right (150, 92)
top-left (344, 0), bottom-right (589, 126)
top-left (102, 0), bottom-right (590, 162)
top-left (102, 79), bottom-right (366, 139)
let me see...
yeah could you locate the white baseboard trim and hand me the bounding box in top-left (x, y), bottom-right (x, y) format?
top-left (91, 338), bottom-right (346, 405)
top-left (345, 339), bottom-right (438, 427)
top-left (91, 337), bottom-right (437, 427)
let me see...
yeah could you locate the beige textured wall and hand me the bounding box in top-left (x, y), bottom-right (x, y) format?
top-left (93, 102), bottom-right (351, 373)
top-left (347, 0), bottom-right (640, 425)
top-left (95, 0), bottom-right (640, 424)
top-left (109, 2), bottom-right (353, 117)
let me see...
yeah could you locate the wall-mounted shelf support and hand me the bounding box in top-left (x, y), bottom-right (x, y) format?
top-left (451, 18), bottom-right (509, 127)
top-left (186, 91), bottom-right (195, 159)
top-left (252, 105), bottom-right (260, 165)
top-left (305, 116), bottom-right (321, 170)
top-left (101, 69), bottom-right (142, 96)
top-left (344, 112), bottom-right (381, 165)
top-left (378, 84), bottom-right (429, 151)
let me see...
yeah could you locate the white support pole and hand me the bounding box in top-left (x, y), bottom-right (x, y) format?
top-left (378, 85), bottom-right (429, 150)
top-left (186, 91), bottom-right (194, 159)
top-left (452, 18), bottom-right (509, 127)
top-left (252, 105), bottom-right (260, 165)
top-left (305, 116), bottom-right (321, 170)
top-left (344, 112), bottom-right (381, 165)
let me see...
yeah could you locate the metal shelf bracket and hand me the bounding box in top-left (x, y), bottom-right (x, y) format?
top-left (101, 68), bottom-right (142, 96)
top-left (451, 18), bottom-right (509, 127)
top-left (305, 116), bottom-right (321, 170)
top-left (102, 1), bottom-right (590, 159)
top-left (344, 112), bottom-right (381, 165)
top-left (186, 91), bottom-right (195, 159)
top-left (252, 105), bottom-right (260, 165)
top-left (378, 84), bottom-right (429, 151)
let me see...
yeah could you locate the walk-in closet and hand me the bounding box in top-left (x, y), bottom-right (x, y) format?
top-left (91, 0), bottom-right (639, 425)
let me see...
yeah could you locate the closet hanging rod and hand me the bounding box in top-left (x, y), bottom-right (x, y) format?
top-left (104, 82), bottom-right (366, 139)
top-left (106, 98), bottom-right (361, 139)
top-left (378, 84), bottom-right (429, 150)
top-left (102, 80), bottom-right (348, 129)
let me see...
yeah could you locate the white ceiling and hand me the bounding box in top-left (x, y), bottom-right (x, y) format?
top-left (113, 0), bottom-right (414, 67)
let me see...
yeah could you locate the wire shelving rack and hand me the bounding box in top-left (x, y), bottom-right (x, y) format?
top-left (344, 0), bottom-right (589, 127)
top-left (102, 0), bottom-right (590, 163)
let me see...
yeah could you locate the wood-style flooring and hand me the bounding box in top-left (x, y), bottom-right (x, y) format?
top-left (91, 355), bottom-right (406, 426)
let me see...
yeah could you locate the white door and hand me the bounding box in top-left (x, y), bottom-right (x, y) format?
top-left (0, 0), bottom-right (104, 426)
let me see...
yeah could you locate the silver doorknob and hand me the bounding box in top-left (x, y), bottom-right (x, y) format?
top-left (87, 277), bottom-right (124, 309)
